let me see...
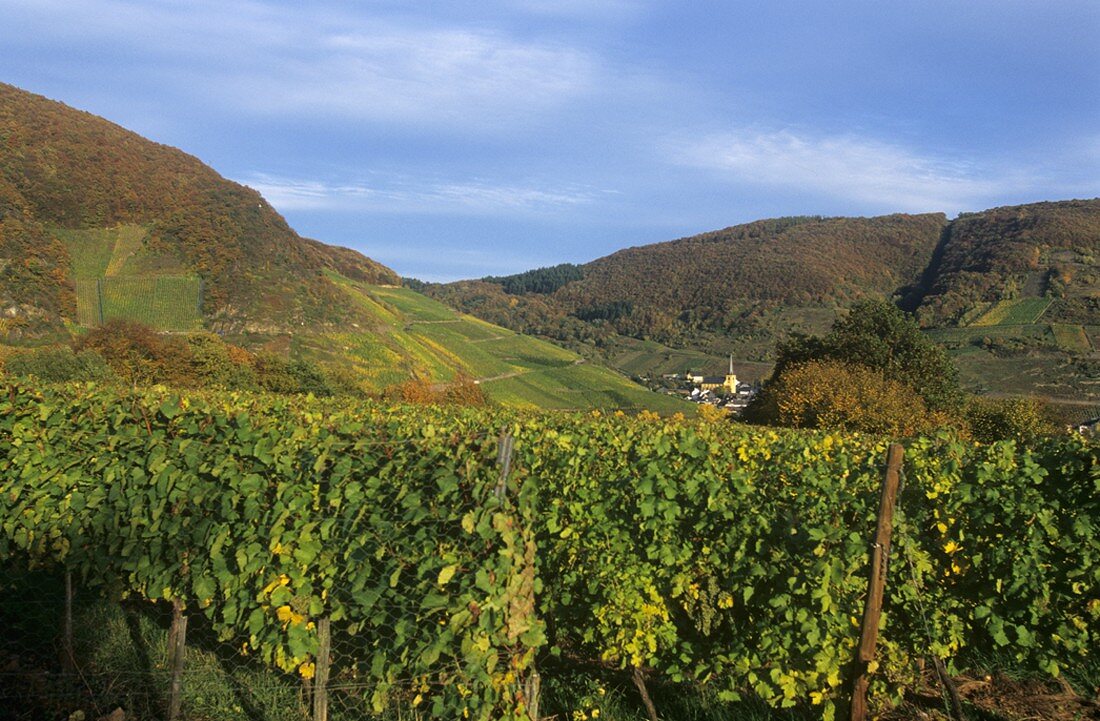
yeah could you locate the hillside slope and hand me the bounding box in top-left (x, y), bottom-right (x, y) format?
top-left (430, 201), bottom-right (1100, 409)
top-left (289, 279), bottom-right (691, 411)
top-left (433, 214), bottom-right (946, 361)
top-left (0, 82), bottom-right (685, 412)
top-left (909, 199), bottom-right (1100, 326)
top-left (906, 199), bottom-right (1100, 411)
top-left (0, 81), bottom-right (397, 337)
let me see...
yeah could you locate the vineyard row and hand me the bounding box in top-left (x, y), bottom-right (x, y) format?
top-left (1, 383), bottom-right (1096, 720)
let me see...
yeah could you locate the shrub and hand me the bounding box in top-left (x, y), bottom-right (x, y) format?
top-left (963, 396), bottom-right (1061, 443)
top-left (75, 320), bottom-right (193, 387)
top-left (764, 359), bottom-right (940, 437)
top-left (253, 352), bottom-right (334, 396)
top-left (2, 345), bottom-right (115, 383)
top-left (185, 333), bottom-right (257, 390)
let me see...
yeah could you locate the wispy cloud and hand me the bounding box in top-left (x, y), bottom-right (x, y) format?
top-left (241, 172), bottom-right (605, 215)
top-left (226, 26), bottom-right (597, 125)
top-left (1, 0), bottom-right (601, 128)
top-left (670, 128), bottom-right (1030, 214)
top-left (499, 0), bottom-right (647, 19)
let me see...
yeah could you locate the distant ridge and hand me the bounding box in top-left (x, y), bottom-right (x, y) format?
top-left (428, 199), bottom-right (1100, 407)
top-left (433, 214), bottom-right (948, 360)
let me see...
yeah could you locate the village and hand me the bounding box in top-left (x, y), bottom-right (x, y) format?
top-left (647, 356), bottom-right (760, 415)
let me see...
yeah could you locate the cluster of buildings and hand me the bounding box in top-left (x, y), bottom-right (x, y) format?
top-left (659, 356), bottom-right (759, 415)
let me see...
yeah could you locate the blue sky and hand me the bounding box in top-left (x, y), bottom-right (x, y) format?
top-left (2, 0), bottom-right (1097, 281)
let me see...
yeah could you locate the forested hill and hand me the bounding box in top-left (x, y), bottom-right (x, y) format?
top-left (554, 214), bottom-right (946, 333)
top-left (425, 200), bottom-right (1100, 408)
top-left (907, 199), bottom-right (1100, 326)
top-left (0, 81), bottom-right (398, 338)
top-left (432, 214), bottom-right (948, 358)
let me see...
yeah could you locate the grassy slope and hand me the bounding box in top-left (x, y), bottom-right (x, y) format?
top-left (298, 279), bottom-right (693, 413)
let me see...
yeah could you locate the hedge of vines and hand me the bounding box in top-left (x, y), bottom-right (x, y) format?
top-left (515, 415), bottom-right (1097, 718)
top-left (1, 383), bottom-right (1096, 720)
top-left (0, 383), bottom-right (541, 719)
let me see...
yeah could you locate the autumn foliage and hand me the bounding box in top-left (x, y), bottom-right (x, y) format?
top-left (388, 373), bottom-right (489, 407)
top-left (765, 360), bottom-right (937, 436)
top-left (0, 81), bottom-right (399, 336)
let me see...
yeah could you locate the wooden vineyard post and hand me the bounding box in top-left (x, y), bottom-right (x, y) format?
top-left (849, 443), bottom-right (904, 721)
top-left (496, 432), bottom-right (514, 499)
top-left (313, 618), bottom-right (331, 721)
top-left (167, 598), bottom-right (188, 721)
top-left (496, 433), bottom-right (541, 721)
top-left (62, 571), bottom-right (75, 673)
top-left (524, 669), bottom-right (541, 721)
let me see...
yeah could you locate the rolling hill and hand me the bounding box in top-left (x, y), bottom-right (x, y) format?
top-left (429, 214), bottom-right (948, 367)
top-left (0, 81), bottom-right (398, 339)
top-left (0, 81), bottom-right (689, 412)
top-left (428, 201), bottom-right (1100, 411)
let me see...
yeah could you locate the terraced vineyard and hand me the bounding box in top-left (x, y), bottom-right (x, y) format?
top-left (57, 224), bottom-right (202, 331)
top-left (971, 298), bottom-right (1053, 326)
top-left (297, 281), bottom-right (693, 412)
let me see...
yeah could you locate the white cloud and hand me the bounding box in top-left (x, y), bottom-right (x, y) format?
top-left (241, 172), bottom-right (603, 215)
top-left (670, 128), bottom-right (1029, 214)
top-left (226, 25), bottom-right (596, 125)
top-left (0, 0), bottom-right (600, 128)
top-left (499, 0), bottom-right (646, 19)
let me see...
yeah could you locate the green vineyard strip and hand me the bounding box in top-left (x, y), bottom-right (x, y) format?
top-left (1, 384), bottom-right (1096, 718)
top-left (100, 276), bottom-right (203, 330)
top-left (517, 416), bottom-right (1097, 717)
top-left (73, 279), bottom-right (102, 326)
top-left (971, 298), bottom-right (1053, 327)
top-left (0, 384), bottom-right (541, 719)
top-left (1052, 323), bottom-right (1092, 352)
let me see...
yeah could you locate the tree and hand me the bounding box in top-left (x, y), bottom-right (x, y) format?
top-left (753, 359), bottom-right (940, 437)
top-left (75, 319), bottom-right (194, 387)
top-left (770, 300), bottom-right (961, 411)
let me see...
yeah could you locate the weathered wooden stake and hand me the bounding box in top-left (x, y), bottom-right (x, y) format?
top-left (497, 432), bottom-right (543, 721)
top-left (496, 432), bottom-right (514, 499)
top-left (168, 598), bottom-right (188, 721)
top-left (312, 618), bottom-right (331, 721)
top-left (631, 666), bottom-right (660, 721)
top-left (62, 571), bottom-right (75, 673)
top-left (849, 443), bottom-right (904, 721)
top-left (933, 656), bottom-right (967, 721)
top-left (524, 666), bottom-right (541, 721)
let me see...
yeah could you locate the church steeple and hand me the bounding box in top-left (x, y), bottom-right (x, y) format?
top-left (724, 354), bottom-right (738, 393)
